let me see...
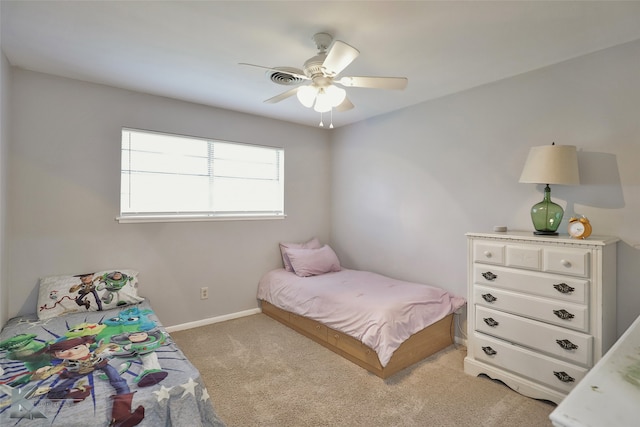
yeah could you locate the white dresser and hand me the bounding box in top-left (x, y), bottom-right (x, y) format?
top-left (464, 231), bottom-right (619, 404)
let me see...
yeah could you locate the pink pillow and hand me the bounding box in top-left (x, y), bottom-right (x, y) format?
top-left (279, 237), bottom-right (322, 272)
top-left (286, 245), bottom-right (342, 277)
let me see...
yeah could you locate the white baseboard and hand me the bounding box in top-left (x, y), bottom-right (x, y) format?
top-left (165, 307), bottom-right (469, 349)
top-left (165, 307), bottom-right (262, 333)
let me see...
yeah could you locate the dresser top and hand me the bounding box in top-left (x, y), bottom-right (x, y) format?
top-left (466, 230), bottom-right (619, 246)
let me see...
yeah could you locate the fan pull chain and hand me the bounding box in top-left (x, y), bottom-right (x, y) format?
top-left (319, 111), bottom-right (324, 127)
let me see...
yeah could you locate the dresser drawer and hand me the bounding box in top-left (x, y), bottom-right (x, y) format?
top-left (474, 285), bottom-right (589, 332)
top-left (471, 333), bottom-right (588, 394)
top-left (473, 241), bottom-right (505, 265)
top-left (475, 306), bottom-right (593, 366)
top-left (473, 265), bottom-right (588, 304)
top-left (505, 245), bottom-right (542, 270)
top-left (544, 247), bottom-right (590, 277)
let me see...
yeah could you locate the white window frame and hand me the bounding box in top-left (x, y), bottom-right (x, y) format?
top-left (117, 128), bottom-right (285, 223)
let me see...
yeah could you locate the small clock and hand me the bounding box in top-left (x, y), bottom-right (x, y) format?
top-left (568, 216), bottom-right (592, 239)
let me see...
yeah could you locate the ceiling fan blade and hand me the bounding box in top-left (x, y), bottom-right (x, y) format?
top-left (322, 41), bottom-right (359, 76)
top-left (264, 87), bottom-right (300, 104)
top-left (239, 63), bottom-right (309, 80)
top-left (337, 76), bottom-right (408, 90)
top-left (335, 96), bottom-right (354, 112)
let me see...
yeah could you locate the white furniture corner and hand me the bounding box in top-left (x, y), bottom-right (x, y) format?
top-left (549, 313), bottom-right (640, 426)
top-left (464, 231), bottom-right (619, 404)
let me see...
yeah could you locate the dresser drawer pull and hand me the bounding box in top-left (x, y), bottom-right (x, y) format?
top-left (483, 251), bottom-right (493, 258)
top-left (483, 317), bottom-right (499, 327)
top-left (560, 259), bottom-right (572, 268)
top-left (553, 371), bottom-right (575, 383)
top-left (556, 339), bottom-right (579, 350)
top-left (482, 346), bottom-right (497, 356)
top-left (553, 283), bottom-right (575, 294)
top-left (482, 271), bottom-right (498, 281)
top-left (481, 293), bottom-right (497, 303)
top-left (553, 309), bottom-right (575, 320)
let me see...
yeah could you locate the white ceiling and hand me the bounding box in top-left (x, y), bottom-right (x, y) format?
top-left (3, 1), bottom-right (640, 129)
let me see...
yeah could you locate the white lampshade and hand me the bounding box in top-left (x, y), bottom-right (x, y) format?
top-left (314, 86), bottom-right (347, 112)
top-left (519, 144), bottom-right (580, 185)
top-left (325, 85), bottom-right (346, 107)
top-left (296, 85), bottom-right (317, 108)
top-left (313, 88), bottom-right (332, 113)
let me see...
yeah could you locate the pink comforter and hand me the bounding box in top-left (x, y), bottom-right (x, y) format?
top-left (257, 268), bottom-right (466, 367)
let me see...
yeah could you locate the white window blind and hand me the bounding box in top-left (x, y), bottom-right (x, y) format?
top-left (119, 128), bottom-right (284, 222)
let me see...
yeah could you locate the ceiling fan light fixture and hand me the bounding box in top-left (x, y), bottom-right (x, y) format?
top-left (296, 85), bottom-right (317, 108)
top-left (314, 88), bottom-right (332, 113)
top-left (313, 85), bottom-right (346, 112)
top-left (325, 84), bottom-right (346, 106)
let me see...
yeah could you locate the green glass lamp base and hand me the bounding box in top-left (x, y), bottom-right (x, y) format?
top-left (530, 185), bottom-right (564, 235)
top-left (533, 230), bottom-right (559, 236)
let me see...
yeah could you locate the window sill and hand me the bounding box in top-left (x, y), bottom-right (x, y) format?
top-left (116, 214), bottom-right (286, 224)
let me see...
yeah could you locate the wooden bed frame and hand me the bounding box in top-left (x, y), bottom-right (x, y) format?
top-left (260, 300), bottom-right (454, 379)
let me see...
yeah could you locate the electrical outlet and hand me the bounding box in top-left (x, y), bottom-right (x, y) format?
top-left (200, 287), bottom-right (209, 300)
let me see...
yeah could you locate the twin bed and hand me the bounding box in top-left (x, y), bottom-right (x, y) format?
top-left (0, 241), bottom-right (464, 426)
top-left (0, 269), bottom-right (225, 427)
top-left (258, 239), bottom-right (466, 379)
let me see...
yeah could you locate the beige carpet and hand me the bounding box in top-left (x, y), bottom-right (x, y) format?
top-left (170, 313), bottom-right (555, 427)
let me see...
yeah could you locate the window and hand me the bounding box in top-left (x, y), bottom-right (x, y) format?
top-left (118, 128), bottom-right (284, 223)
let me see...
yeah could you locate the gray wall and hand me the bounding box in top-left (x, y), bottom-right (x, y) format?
top-left (0, 43), bottom-right (9, 325)
top-left (7, 70), bottom-right (331, 327)
top-left (331, 39), bottom-right (640, 335)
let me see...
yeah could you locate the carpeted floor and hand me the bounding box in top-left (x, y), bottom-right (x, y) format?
top-left (170, 313), bottom-right (555, 426)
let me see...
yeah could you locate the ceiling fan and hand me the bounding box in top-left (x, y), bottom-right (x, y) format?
top-left (240, 33), bottom-right (408, 126)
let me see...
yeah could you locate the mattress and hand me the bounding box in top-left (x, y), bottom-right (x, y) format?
top-left (257, 268), bottom-right (465, 367)
top-left (0, 300), bottom-right (225, 427)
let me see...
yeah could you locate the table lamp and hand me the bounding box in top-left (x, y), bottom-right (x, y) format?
top-left (519, 143), bottom-right (580, 235)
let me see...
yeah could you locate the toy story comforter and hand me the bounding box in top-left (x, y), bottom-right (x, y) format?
top-left (0, 301), bottom-right (225, 427)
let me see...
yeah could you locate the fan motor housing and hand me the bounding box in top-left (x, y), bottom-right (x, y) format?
top-left (303, 54), bottom-right (327, 78)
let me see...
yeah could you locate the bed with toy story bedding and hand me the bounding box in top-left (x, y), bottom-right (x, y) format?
top-left (0, 269), bottom-right (225, 427)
